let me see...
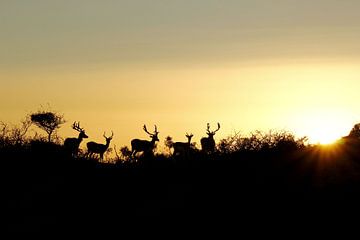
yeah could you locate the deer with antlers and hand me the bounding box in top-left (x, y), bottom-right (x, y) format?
top-left (64, 121), bottom-right (88, 157)
top-left (131, 125), bottom-right (159, 159)
top-left (173, 133), bottom-right (194, 157)
top-left (201, 123), bottom-right (220, 154)
top-left (86, 131), bottom-right (114, 161)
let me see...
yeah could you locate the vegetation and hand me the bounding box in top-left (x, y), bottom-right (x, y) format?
top-left (30, 108), bottom-right (65, 142)
top-left (3, 109), bottom-right (360, 233)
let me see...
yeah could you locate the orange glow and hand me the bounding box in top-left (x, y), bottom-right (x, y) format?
top-left (1, 62), bottom-right (359, 151)
top-left (2, 1), bottom-right (360, 151)
top-left (285, 102), bottom-right (356, 146)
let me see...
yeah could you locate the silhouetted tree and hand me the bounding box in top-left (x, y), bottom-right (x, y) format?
top-left (348, 123), bottom-right (360, 139)
top-left (341, 123), bottom-right (360, 148)
top-left (30, 110), bottom-right (65, 142)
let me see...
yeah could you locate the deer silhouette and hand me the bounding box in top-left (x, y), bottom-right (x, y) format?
top-left (173, 133), bottom-right (194, 157)
top-left (87, 131), bottom-right (114, 161)
top-left (64, 121), bottom-right (88, 157)
top-left (201, 123), bottom-right (220, 154)
top-left (131, 125), bottom-right (159, 159)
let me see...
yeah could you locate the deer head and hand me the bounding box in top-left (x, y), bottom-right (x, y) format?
top-left (143, 124), bottom-right (159, 143)
top-left (103, 131), bottom-right (114, 145)
top-left (186, 133), bottom-right (194, 143)
top-left (206, 123), bottom-right (220, 138)
top-left (72, 121), bottom-right (88, 139)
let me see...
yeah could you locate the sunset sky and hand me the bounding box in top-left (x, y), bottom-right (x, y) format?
top-left (2, 0), bottom-right (360, 149)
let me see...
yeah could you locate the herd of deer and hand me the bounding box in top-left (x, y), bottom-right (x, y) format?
top-left (63, 121), bottom-right (220, 161)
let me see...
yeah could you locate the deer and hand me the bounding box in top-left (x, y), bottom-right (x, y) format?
top-left (201, 123), bottom-right (220, 154)
top-left (131, 125), bottom-right (159, 159)
top-left (64, 121), bottom-right (88, 157)
top-left (86, 131), bottom-right (114, 161)
top-left (172, 133), bottom-right (194, 157)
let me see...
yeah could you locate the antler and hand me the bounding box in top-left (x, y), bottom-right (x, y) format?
top-left (72, 121), bottom-right (84, 132)
top-left (206, 123), bottom-right (220, 134)
top-left (143, 125), bottom-right (154, 136)
top-left (154, 125), bottom-right (159, 134)
top-left (206, 123), bottom-right (211, 134)
top-left (103, 131), bottom-right (114, 139)
top-left (143, 124), bottom-right (159, 136)
top-left (214, 123), bottom-right (221, 133)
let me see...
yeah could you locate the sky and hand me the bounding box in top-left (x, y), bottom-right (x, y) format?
top-left (2, 0), bottom-right (360, 150)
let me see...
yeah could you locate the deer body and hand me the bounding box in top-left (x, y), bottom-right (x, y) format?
top-left (87, 132), bottom-right (113, 161)
top-left (201, 137), bottom-right (215, 154)
top-left (201, 123), bottom-right (220, 154)
top-left (131, 125), bottom-right (159, 158)
top-left (173, 133), bottom-right (193, 157)
top-left (64, 122), bottom-right (88, 157)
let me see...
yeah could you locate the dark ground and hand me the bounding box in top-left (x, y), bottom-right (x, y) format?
top-left (3, 145), bottom-right (360, 235)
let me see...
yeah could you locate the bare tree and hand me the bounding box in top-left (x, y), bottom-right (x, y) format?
top-left (0, 118), bottom-right (32, 147)
top-left (10, 118), bottom-right (32, 146)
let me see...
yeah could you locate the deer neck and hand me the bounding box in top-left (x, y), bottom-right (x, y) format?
top-left (77, 134), bottom-right (84, 143)
top-left (104, 140), bottom-right (110, 149)
top-left (150, 138), bottom-right (157, 146)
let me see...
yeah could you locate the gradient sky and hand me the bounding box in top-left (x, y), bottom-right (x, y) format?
top-left (2, 0), bottom-right (360, 150)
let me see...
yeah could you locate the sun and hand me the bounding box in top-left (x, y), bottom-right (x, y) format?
top-left (305, 119), bottom-right (350, 145)
top-left (292, 110), bottom-right (351, 146)
top-left (309, 129), bottom-right (341, 145)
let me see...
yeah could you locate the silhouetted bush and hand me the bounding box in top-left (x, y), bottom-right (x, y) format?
top-left (348, 123), bottom-right (360, 139)
top-left (218, 130), bottom-right (308, 154)
top-left (164, 135), bottom-right (174, 156)
top-left (0, 119), bottom-right (32, 148)
top-left (119, 145), bottom-right (132, 161)
top-left (338, 123), bottom-right (360, 154)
